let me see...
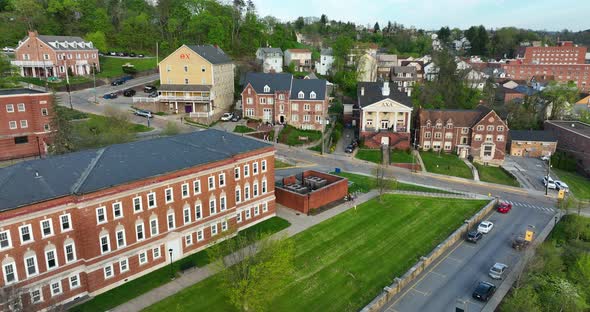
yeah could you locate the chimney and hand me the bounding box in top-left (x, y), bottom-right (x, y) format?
top-left (361, 87), bottom-right (365, 96)
top-left (382, 81), bottom-right (390, 96)
top-left (28, 30), bottom-right (38, 38)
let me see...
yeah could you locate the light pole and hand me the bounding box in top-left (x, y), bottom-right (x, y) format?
top-left (168, 248), bottom-right (174, 279)
top-left (545, 153), bottom-right (552, 196)
top-left (63, 54), bottom-right (73, 110)
top-left (92, 62), bottom-right (97, 104)
top-left (320, 118), bottom-right (325, 155)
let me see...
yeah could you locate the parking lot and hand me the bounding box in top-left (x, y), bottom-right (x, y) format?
top-left (503, 156), bottom-right (555, 192)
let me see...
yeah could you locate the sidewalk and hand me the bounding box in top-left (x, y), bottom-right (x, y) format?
top-left (110, 190), bottom-right (379, 312)
top-left (462, 159), bottom-right (479, 181)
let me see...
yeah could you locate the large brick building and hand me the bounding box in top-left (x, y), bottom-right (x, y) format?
top-left (241, 73), bottom-right (328, 130)
top-left (0, 88), bottom-right (52, 161)
top-left (418, 107), bottom-right (509, 165)
top-left (544, 120), bottom-right (590, 177)
top-left (502, 41), bottom-right (590, 92)
top-left (0, 130), bottom-right (275, 310)
top-left (508, 130), bottom-right (557, 158)
top-left (12, 31), bottom-right (100, 78)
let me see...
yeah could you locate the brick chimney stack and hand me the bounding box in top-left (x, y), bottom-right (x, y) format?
top-left (28, 30), bottom-right (38, 38)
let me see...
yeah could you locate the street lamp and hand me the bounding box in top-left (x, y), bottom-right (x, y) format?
top-left (92, 62), bottom-right (97, 104)
top-left (554, 215), bottom-right (558, 226)
top-left (545, 153), bottom-right (552, 196)
top-left (168, 248), bottom-right (174, 279)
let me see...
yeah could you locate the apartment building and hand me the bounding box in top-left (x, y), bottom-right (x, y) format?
top-left (284, 49), bottom-right (312, 72)
top-left (0, 130), bottom-right (275, 310)
top-left (0, 88), bottom-right (52, 161)
top-left (256, 48), bottom-right (283, 73)
top-left (12, 31), bottom-right (100, 78)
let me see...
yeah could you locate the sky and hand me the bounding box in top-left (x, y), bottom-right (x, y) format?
top-left (254, 0), bottom-right (589, 31)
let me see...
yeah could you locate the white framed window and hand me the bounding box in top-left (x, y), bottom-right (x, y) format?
top-left (8, 121), bottom-right (17, 129)
top-left (253, 182), bottom-right (259, 197)
top-left (104, 264), bottom-right (114, 279)
top-left (197, 229), bottom-right (204, 241)
top-left (220, 196), bottom-right (227, 211)
top-left (298, 91), bottom-right (304, 99)
top-left (153, 247), bottom-right (161, 259)
top-left (148, 192), bottom-right (157, 208)
top-left (185, 234), bottom-right (193, 246)
top-left (261, 160), bottom-right (267, 172)
top-left (69, 273), bottom-right (80, 289)
top-left (476, 125), bottom-right (484, 131)
top-left (497, 126), bottom-right (504, 132)
top-left (133, 197), bottom-right (142, 213)
top-left (45, 249), bottom-right (58, 270)
top-left (150, 218), bottom-right (159, 236)
top-left (474, 134), bottom-right (482, 141)
top-left (50, 280), bottom-right (62, 297)
top-left (20, 120), bottom-right (28, 128)
top-left (119, 258), bottom-right (129, 272)
top-left (41, 219), bottom-right (54, 237)
top-left (113, 202), bottom-right (123, 218)
top-left (222, 221), bottom-right (228, 232)
top-left (116, 229), bottom-right (126, 248)
top-left (304, 104), bottom-right (310, 111)
top-left (64, 242), bottom-right (76, 263)
top-left (183, 207), bottom-right (191, 224)
top-left (279, 94), bottom-right (285, 100)
top-left (245, 209), bottom-right (251, 219)
top-left (181, 183), bottom-right (189, 198)
top-left (165, 188), bottom-right (174, 203)
top-left (100, 235), bottom-right (110, 254)
top-left (497, 135), bottom-right (504, 141)
top-left (268, 97), bottom-right (274, 104)
top-left (263, 85), bottom-right (270, 92)
top-left (195, 203), bottom-right (202, 220)
top-left (211, 224), bottom-right (218, 236)
top-left (3, 262), bottom-right (17, 284)
top-left (208, 176), bottom-right (215, 190)
top-left (315, 104), bottom-right (322, 111)
top-left (139, 251), bottom-right (147, 265)
top-left (259, 97), bottom-right (266, 104)
top-left (193, 180), bottom-right (201, 195)
top-left (235, 187), bottom-right (241, 203)
top-left (234, 167), bottom-right (240, 180)
top-left (246, 97), bottom-right (253, 104)
top-left (0, 230), bottom-right (11, 250)
top-left (236, 212), bottom-right (242, 223)
top-left (24, 255), bottom-right (38, 277)
top-left (17, 103), bottom-right (25, 112)
top-left (244, 185), bottom-right (250, 200)
top-left (219, 173), bottom-right (225, 187)
top-left (254, 205), bottom-right (260, 216)
top-left (487, 125), bottom-right (494, 131)
top-left (304, 115), bottom-right (310, 122)
top-left (316, 115), bottom-right (321, 123)
top-left (30, 288), bottom-right (43, 304)
top-left (167, 213), bottom-right (176, 230)
top-left (310, 91), bottom-right (316, 99)
top-left (19, 225), bottom-right (33, 244)
top-left (253, 162), bottom-right (258, 175)
top-left (262, 202), bottom-right (268, 212)
top-left (96, 207), bottom-right (106, 224)
top-left (244, 165), bottom-right (250, 177)
top-left (6, 104), bottom-right (14, 113)
top-left (136, 222), bottom-right (145, 241)
top-left (262, 180), bottom-right (267, 194)
top-left (209, 198), bottom-right (216, 215)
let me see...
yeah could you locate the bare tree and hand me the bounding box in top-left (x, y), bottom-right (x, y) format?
top-left (373, 163), bottom-right (397, 202)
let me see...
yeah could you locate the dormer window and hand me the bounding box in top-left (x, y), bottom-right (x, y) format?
top-left (310, 91), bottom-right (316, 99)
top-left (298, 91), bottom-right (304, 99)
top-left (264, 85), bottom-right (270, 93)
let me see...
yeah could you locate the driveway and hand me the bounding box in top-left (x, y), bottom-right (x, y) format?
top-left (503, 156), bottom-right (552, 192)
top-left (332, 126), bottom-right (356, 156)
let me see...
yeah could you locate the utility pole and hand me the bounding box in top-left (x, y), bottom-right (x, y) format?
top-left (321, 118), bottom-right (325, 155)
top-left (545, 153), bottom-right (551, 196)
top-left (64, 54), bottom-right (72, 110)
top-left (92, 63), bottom-right (97, 104)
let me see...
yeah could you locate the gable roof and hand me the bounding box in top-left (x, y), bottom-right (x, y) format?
top-left (419, 108), bottom-right (486, 128)
top-left (257, 47), bottom-right (283, 56)
top-left (286, 49), bottom-right (311, 54)
top-left (576, 94), bottom-right (590, 105)
top-left (186, 45), bottom-right (232, 64)
top-left (320, 48), bottom-right (333, 56)
top-left (243, 72), bottom-right (293, 94)
top-left (32, 35), bottom-right (97, 51)
top-left (290, 78), bottom-right (327, 100)
top-left (357, 82), bottom-right (412, 108)
top-left (509, 130), bottom-right (557, 142)
top-left (0, 88), bottom-right (48, 96)
top-left (0, 130), bottom-right (271, 211)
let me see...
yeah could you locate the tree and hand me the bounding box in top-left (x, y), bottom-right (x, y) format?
top-left (542, 81), bottom-right (578, 119)
top-left (85, 31), bottom-right (107, 52)
top-left (0, 54), bottom-right (17, 88)
top-left (501, 285), bottom-right (542, 312)
top-left (373, 22), bottom-right (380, 32)
top-left (209, 230), bottom-right (295, 312)
top-left (579, 110), bottom-right (590, 124)
top-left (373, 163), bottom-right (397, 202)
top-left (294, 16), bottom-right (304, 30)
top-left (332, 34), bottom-right (354, 71)
top-left (319, 14), bottom-right (327, 25)
top-left (48, 96), bottom-right (75, 155)
top-left (437, 26), bottom-right (451, 43)
top-left (162, 121), bottom-right (180, 136)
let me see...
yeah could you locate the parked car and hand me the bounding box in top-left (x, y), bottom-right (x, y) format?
top-left (512, 236), bottom-right (530, 251)
top-left (109, 51), bottom-right (117, 56)
top-left (230, 114), bottom-right (241, 122)
top-left (129, 52), bottom-right (136, 57)
top-left (221, 112), bottom-right (233, 121)
top-left (497, 202), bottom-right (512, 214)
top-left (138, 54), bottom-right (145, 58)
top-left (134, 109), bottom-right (153, 118)
top-left (489, 263), bottom-right (508, 279)
top-left (144, 85), bottom-right (157, 93)
top-left (472, 281), bottom-right (496, 301)
top-left (540, 155), bottom-right (551, 161)
top-left (2, 47), bottom-right (15, 52)
top-left (111, 79), bottom-right (125, 86)
top-left (555, 180), bottom-right (569, 192)
top-left (123, 89), bottom-right (136, 97)
top-left (117, 52), bottom-right (125, 57)
top-left (103, 92), bottom-right (118, 99)
top-left (466, 230), bottom-right (483, 243)
top-left (345, 145), bottom-right (355, 153)
top-left (148, 91), bottom-right (158, 98)
top-left (477, 221), bottom-right (494, 234)
top-left (121, 75), bottom-right (133, 82)
top-left (543, 176), bottom-right (557, 189)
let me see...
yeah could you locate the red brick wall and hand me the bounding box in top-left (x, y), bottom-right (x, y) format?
top-left (275, 171), bottom-right (348, 214)
top-left (544, 121), bottom-right (590, 177)
top-left (523, 46), bottom-right (587, 65)
top-left (470, 111), bottom-right (509, 164)
top-left (502, 63), bottom-right (590, 92)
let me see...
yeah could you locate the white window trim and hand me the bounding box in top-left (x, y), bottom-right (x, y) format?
top-left (236, 212), bottom-right (242, 223)
top-left (153, 247), bottom-right (161, 258)
top-left (150, 218), bottom-right (159, 236)
top-left (219, 173), bottom-right (226, 187)
top-left (45, 249), bottom-right (58, 270)
top-left (165, 188), bottom-right (174, 204)
top-left (234, 167), bottom-right (240, 180)
top-left (6, 104), bottom-right (14, 113)
top-left (193, 180), bottom-right (201, 195)
top-left (208, 176), bottom-right (216, 191)
top-left (24, 255), bottom-right (38, 278)
top-left (147, 192), bottom-right (157, 209)
top-left (30, 288), bottom-right (43, 304)
top-left (167, 213), bottom-right (176, 230)
top-left (113, 202), bottom-right (123, 219)
top-left (116, 229), bottom-right (126, 249)
top-left (50, 280), bottom-right (62, 296)
top-left (100, 234), bottom-right (111, 254)
top-left (185, 234), bottom-right (193, 246)
top-left (261, 160), bottom-right (267, 172)
top-left (139, 251), bottom-right (148, 265)
top-left (133, 196), bottom-right (143, 213)
top-left (69, 273), bottom-right (80, 289)
top-left (40, 219), bottom-right (54, 238)
top-left (235, 187), bottom-right (241, 203)
top-left (244, 165), bottom-right (250, 177)
top-left (222, 221), bottom-right (228, 232)
top-left (96, 206), bottom-right (107, 224)
top-left (3, 262), bottom-right (17, 284)
top-left (136, 223), bottom-right (145, 241)
top-left (0, 230), bottom-right (12, 251)
top-left (181, 183), bottom-right (189, 199)
top-left (220, 196), bottom-right (227, 211)
top-left (59, 213), bottom-right (72, 232)
top-left (8, 120), bottom-right (17, 129)
top-left (195, 203), bottom-right (203, 220)
top-left (64, 242), bottom-right (77, 263)
top-left (253, 162), bottom-right (258, 175)
top-left (183, 207), bottom-right (191, 225)
top-left (20, 120), bottom-right (28, 128)
top-left (262, 202), bottom-right (268, 212)
top-left (197, 229), bottom-right (204, 242)
top-left (19, 224), bottom-right (33, 244)
top-left (119, 258), bottom-right (129, 272)
top-left (211, 224), bottom-right (218, 236)
top-left (104, 264), bottom-right (114, 279)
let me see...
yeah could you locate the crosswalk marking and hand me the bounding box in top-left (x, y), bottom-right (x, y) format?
top-left (504, 200), bottom-right (556, 215)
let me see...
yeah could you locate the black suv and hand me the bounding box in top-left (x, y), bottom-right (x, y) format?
top-left (111, 79), bottom-right (125, 86)
top-left (144, 85), bottom-right (157, 93)
top-left (123, 89), bottom-right (136, 97)
top-left (466, 230), bottom-right (483, 243)
top-left (472, 281), bottom-right (496, 301)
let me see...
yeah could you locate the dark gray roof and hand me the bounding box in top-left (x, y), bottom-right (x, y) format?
top-left (321, 48), bottom-right (333, 56)
top-left (37, 35), bottom-right (97, 51)
top-left (0, 88), bottom-right (48, 96)
top-left (509, 130), bottom-right (557, 142)
top-left (357, 82), bottom-right (412, 108)
top-left (243, 72), bottom-right (293, 94)
top-left (159, 84), bottom-right (211, 92)
top-left (0, 130), bottom-right (271, 211)
top-left (186, 45), bottom-right (232, 64)
top-left (290, 78), bottom-right (327, 100)
top-left (258, 47), bottom-right (283, 55)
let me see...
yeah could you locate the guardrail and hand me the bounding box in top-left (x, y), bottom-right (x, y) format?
top-left (159, 96), bottom-right (210, 102)
top-left (133, 97), bottom-right (159, 103)
top-left (189, 112), bottom-right (212, 118)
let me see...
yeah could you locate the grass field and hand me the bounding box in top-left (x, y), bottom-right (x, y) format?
top-left (144, 195), bottom-right (488, 312)
top-left (474, 163), bottom-right (519, 187)
top-left (333, 171), bottom-right (454, 194)
top-left (233, 125), bottom-right (256, 133)
top-left (420, 151), bottom-right (473, 179)
top-left (275, 159), bottom-right (293, 169)
top-left (70, 217), bottom-right (290, 312)
top-left (553, 169), bottom-right (590, 200)
top-left (390, 150), bottom-right (414, 163)
top-left (96, 56), bottom-right (157, 78)
top-left (355, 149), bottom-right (382, 164)
top-left (278, 125), bottom-right (322, 146)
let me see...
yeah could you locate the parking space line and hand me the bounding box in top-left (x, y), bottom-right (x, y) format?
top-left (447, 256), bottom-right (462, 263)
top-left (411, 287), bottom-right (430, 296)
top-left (429, 270), bottom-right (446, 278)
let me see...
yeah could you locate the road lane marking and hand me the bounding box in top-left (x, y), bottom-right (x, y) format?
top-left (446, 256), bottom-right (463, 263)
top-left (429, 270), bottom-right (446, 278)
top-left (411, 287), bottom-right (430, 296)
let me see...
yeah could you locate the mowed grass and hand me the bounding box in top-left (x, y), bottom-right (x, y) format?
top-left (278, 125), bottom-right (322, 146)
top-left (96, 56), bottom-right (157, 78)
top-left (355, 149), bottom-right (382, 164)
top-left (474, 163), bottom-right (519, 187)
top-left (420, 151), bottom-right (473, 179)
top-left (274, 159), bottom-right (293, 169)
top-left (233, 125), bottom-right (256, 133)
top-left (144, 195), bottom-right (488, 312)
top-left (390, 149), bottom-right (414, 163)
top-left (333, 171), bottom-right (455, 194)
top-left (553, 169), bottom-right (590, 200)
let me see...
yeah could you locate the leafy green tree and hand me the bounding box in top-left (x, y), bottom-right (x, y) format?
top-left (579, 110), bottom-right (590, 124)
top-left (374, 22), bottom-right (380, 32)
top-left (85, 31), bottom-right (107, 52)
top-left (437, 26), bottom-right (451, 43)
top-left (294, 16), bottom-right (304, 30)
top-left (11, 0), bottom-right (45, 30)
top-left (48, 97), bottom-right (75, 155)
top-left (332, 35), bottom-right (353, 71)
top-left (542, 81), bottom-right (578, 119)
top-left (502, 285), bottom-right (542, 312)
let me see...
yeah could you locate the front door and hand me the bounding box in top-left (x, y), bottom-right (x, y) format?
top-left (279, 115), bottom-right (285, 124)
top-left (381, 120), bottom-right (389, 129)
top-left (381, 136), bottom-right (389, 146)
top-left (185, 105), bottom-right (193, 113)
top-left (263, 109), bottom-right (272, 122)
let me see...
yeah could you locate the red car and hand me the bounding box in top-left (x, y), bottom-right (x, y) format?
top-left (497, 202), bottom-right (512, 213)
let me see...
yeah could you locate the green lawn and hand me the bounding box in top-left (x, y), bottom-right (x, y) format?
top-left (233, 125), bottom-right (256, 133)
top-left (553, 169), bottom-right (590, 200)
top-left (96, 56), bottom-right (157, 78)
top-left (278, 125), bottom-right (322, 146)
top-left (390, 150), bottom-right (414, 163)
top-left (71, 217), bottom-right (290, 312)
top-left (144, 195), bottom-right (488, 312)
top-left (420, 151), bottom-right (473, 179)
top-left (333, 171), bottom-right (454, 194)
top-left (355, 149), bottom-right (382, 164)
top-left (275, 159), bottom-right (293, 169)
top-left (474, 163), bottom-right (519, 187)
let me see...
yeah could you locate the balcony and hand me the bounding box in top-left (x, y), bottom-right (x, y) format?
top-left (11, 60), bottom-right (54, 67)
top-left (159, 95), bottom-right (210, 102)
top-left (364, 126), bottom-right (408, 133)
top-left (75, 60), bottom-right (88, 65)
top-left (133, 97), bottom-right (159, 103)
top-left (189, 111), bottom-right (213, 118)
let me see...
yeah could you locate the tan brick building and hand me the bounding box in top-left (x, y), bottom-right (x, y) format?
top-left (0, 130), bottom-right (275, 310)
top-left (0, 89), bottom-right (52, 161)
top-left (12, 31), bottom-right (100, 78)
top-left (508, 130), bottom-right (557, 157)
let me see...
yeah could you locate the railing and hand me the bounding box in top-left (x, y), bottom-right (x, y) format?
top-left (133, 97), bottom-right (159, 103)
top-left (190, 112), bottom-right (212, 118)
top-left (159, 95), bottom-right (210, 102)
top-left (75, 60), bottom-right (88, 65)
top-left (363, 127), bottom-right (408, 133)
top-left (11, 60), bottom-right (54, 66)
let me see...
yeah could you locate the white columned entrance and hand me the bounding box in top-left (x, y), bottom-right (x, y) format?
top-left (32, 67), bottom-right (37, 77)
top-left (393, 111), bottom-right (398, 132)
top-left (406, 112), bottom-right (411, 132)
top-left (362, 110), bottom-right (366, 131)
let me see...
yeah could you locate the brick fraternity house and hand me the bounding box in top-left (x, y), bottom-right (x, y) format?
top-left (544, 120), bottom-right (590, 177)
top-left (0, 88), bottom-right (52, 161)
top-left (358, 81), bottom-right (413, 149)
top-left (418, 107), bottom-right (509, 165)
top-left (12, 31), bottom-right (99, 78)
top-left (241, 73), bottom-right (328, 130)
top-left (508, 130), bottom-right (557, 157)
top-left (134, 45), bottom-right (234, 121)
top-left (0, 130), bottom-right (275, 310)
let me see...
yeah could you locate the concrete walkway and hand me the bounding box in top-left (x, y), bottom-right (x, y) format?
top-left (110, 190), bottom-right (379, 312)
top-left (462, 159), bottom-right (480, 181)
top-left (413, 150), bottom-right (427, 172)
